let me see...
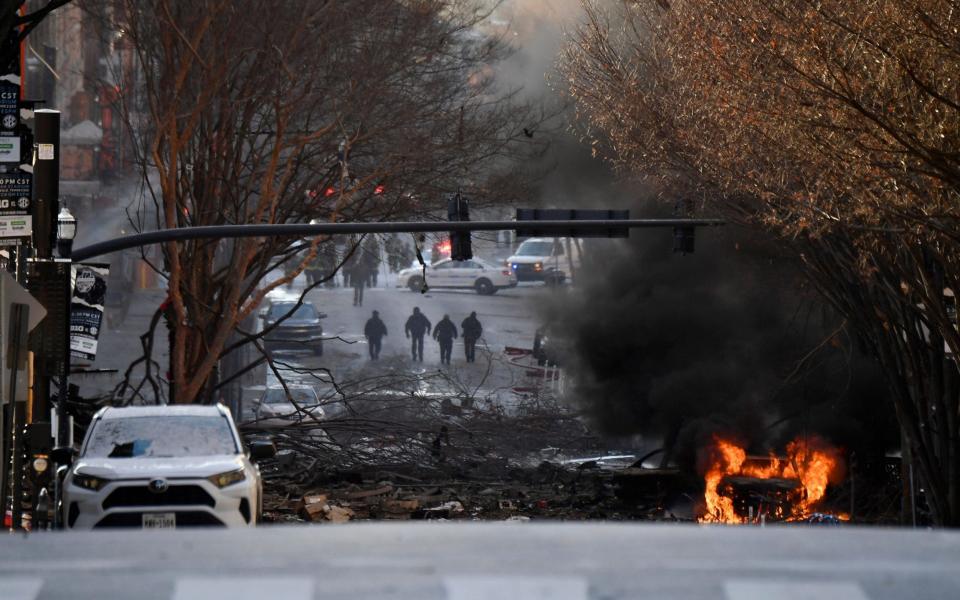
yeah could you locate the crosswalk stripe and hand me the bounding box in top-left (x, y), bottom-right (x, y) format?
top-left (0, 577), bottom-right (43, 600)
top-left (171, 577), bottom-right (313, 600)
top-left (724, 579), bottom-right (870, 600)
top-left (444, 575), bottom-right (588, 600)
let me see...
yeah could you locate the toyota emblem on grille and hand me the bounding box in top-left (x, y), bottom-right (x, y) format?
top-left (147, 478), bottom-right (169, 494)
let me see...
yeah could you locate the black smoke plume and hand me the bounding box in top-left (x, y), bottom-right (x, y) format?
top-left (492, 0), bottom-right (896, 467)
top-left (538, 202), bottom-right (897, 468)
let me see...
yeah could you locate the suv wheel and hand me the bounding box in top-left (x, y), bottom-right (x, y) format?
top-left (408, 276), bottom-right (423, 292)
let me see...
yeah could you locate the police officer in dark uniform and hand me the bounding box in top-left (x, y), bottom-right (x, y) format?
top-left (364, 310), bottom-right (388, 360)
top-left (404, 307), bottom-right (432, 362)
top-left (433, 314), bottom-right (458, 365)
top-left (461, 311), bottom-right (483, 363)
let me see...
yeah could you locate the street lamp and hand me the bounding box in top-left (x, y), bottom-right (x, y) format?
top-left (57, 207), bottom-right (77, 258)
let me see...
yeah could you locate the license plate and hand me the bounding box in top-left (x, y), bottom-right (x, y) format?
top-left (142, 512), bottom-right (176, 529)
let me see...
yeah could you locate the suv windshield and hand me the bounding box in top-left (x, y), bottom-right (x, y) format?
top-left (83, 416), bottom-right (237, 458)
top-left (263, 388), bottom-right (317, 405)
top-left (515, 241), bottom-right (554, 256)
top-left (269, 303), bottom-right (317, 320)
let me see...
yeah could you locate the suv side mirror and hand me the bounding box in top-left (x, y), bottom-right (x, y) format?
top-left (258, 308), bottom-right (269, 319)
top-left (248, 439), bottom-right (276, 461)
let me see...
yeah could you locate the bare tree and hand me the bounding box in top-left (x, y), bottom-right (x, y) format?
top-left (562, 1), bottom-right (960, 524)
top-left (94, 0), bottom-right (544, 404)
top-left (1, 1), bottom-right (74, 70)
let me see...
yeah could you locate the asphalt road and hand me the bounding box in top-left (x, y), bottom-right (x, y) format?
top-left (250, 274), bottom-right (565, 409)
top-left (2, 523), bottom-right (958, 599)
top-left (302, 275), bottom-right (546, 364)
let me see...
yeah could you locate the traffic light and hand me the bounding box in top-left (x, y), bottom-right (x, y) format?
top-left (447, 192), bottom-right (471, 261)
top-left (673, 225), bottom-right (695, 254)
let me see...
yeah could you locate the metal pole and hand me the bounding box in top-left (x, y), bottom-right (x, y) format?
top-left (6, 303), bottom-right (28, 530)
top-left (50, 260), bottom-right (70, 529)
top-left (29, 110), bottom-right (59, 429)
top-left (71, 219), bottom-right (727, 262)
top-left (31, 109), bottom-right (59, 259)
top-left (56, 262), bottom-right (69, 449)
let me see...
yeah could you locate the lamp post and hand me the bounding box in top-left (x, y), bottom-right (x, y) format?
top-left (57, 208), bottom-right (76, 260)
top-left (55, 206), bottom-right (76, 443)
top-left (52, 207), bottom-right (75, 528)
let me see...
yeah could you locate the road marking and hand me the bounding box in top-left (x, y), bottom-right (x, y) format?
top-left (171, 577), bottom-right (313, 600)
top-left (444, 575), bottom-right (588, 600)
top-left (724, 579), bottom-right (870, 600)
top-left (0, 577), bottom-right (43, 600)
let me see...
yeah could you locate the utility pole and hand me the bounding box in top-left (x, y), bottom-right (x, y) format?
top-left (31, 110), bottom-right (57, 259)
top-left (27, 110), bottom-right (59, 429)
top-left (23, 109), bottom-right (71, 529)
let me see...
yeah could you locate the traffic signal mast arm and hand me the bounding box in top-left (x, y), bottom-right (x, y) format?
top-left (71, 218), bottom-right (726, 262)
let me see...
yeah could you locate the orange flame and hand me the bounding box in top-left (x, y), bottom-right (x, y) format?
top-left (700, 435), bottom-right (844, 524)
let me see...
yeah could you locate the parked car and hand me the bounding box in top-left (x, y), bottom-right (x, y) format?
top-left (506, 237), bottom-right (581, 284)
top-left (251, 385), bottom-right (325, 428)
top-left (397, 258), bottom-right (517, 295)
top-left (259, 300), bottom-right (326, 355)
top-left (61, 404), bottom-right (275, 530)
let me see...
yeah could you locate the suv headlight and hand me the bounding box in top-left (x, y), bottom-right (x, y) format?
top-left (208, 468), bottom-right (246, 488)
top-left (72, 472), bottom-right (110, 491)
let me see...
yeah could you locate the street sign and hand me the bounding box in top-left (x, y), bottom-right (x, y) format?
top-left (0, 171), bottom-right (32, 244)
top-left (0, 270), bottom-right (47, 404)
top-left (0, 134), bottom-right (19, 162)
top-left (0, 79), bottom-right (19, 164)
top-left (0, 80), bottom-right (18, 130)
top-left (515, 208), bottom-right (631, 238)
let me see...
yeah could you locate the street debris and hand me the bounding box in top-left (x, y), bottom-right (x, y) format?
top-left (250, 373), bottom-right (872, 525)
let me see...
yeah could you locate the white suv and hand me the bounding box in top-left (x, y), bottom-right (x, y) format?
top-left (62, 404), bottom-right (274, 530)
top-left (506, 237), bottom-right (581, 283)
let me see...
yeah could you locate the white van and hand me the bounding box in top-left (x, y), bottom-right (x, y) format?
top-left (506, 237), bottom-right (582, 284)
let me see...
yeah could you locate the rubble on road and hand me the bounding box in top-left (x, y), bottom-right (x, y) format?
top-left (255, 388), bottom-right (685, 523)
top-left (263, 455), bottom-right (698, 524)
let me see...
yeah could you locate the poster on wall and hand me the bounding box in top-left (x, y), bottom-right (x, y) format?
top-left (70, 263), bottom-right (109, 361)
top-left (0, 172), bottom-right (32, 245)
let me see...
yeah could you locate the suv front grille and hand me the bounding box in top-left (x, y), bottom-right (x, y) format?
top-left (102, 484), bottom-right (215, 510)
top-left (512, 264), bottom-right (543, 279)
top-left (94, 511), bottom-right (224, 528)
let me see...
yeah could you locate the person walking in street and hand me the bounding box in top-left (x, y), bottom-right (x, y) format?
top-left (342, 235), bottom-right (357, 288)
top-left (433, 314), bottom-right (458, 365)
top-left (461, 311), bottom-right (483, 363)
top-left (351, 259), bottom-right (368, 306)
top-left (385, 234), bottom-right (402, 272)
top-left (405, 307), bottom-right (432, 361)
top-left (364, 310), bottom-right (388, 360)
top-left (363, 236), bottom-right (381, 288)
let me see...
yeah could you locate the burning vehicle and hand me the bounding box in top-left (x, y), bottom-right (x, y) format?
top-left (699, 436), bottom-right (846, 524)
